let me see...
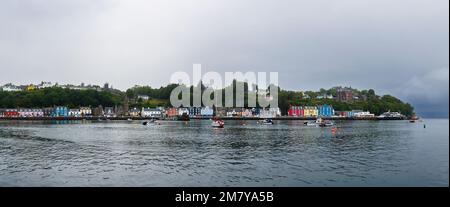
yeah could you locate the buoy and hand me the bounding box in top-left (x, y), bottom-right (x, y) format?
top-left (424, 124), bottom-right (426, 128)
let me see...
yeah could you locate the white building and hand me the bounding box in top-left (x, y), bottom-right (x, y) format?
top-left (243, 109), bottom-right (253, 117)
top-left (137, 95), bottom-right (149, 101)
top-left (178, 108), bottom-right (189, 116)
top-left (259, 107), bottom-right (281, 118)
top-left (104, 107), bottom-right (116, 117)
top-left (354, 111), bottom-right (375, 117)
top-left (69, 109), bottom-right (81, 117)
top-left (18, 109), bottom-right (44, 117)
top-left (80, 107), bottom-right (92, 116)
top-left (317, 94), bottom-right (334, 99)
top-left (141, 108), bottom-right (162, 118)
top-left (1, 85), bottom-right (22, 92)
top-left (129, 108), bottom-right (141, 117)
top-left (37, 81), bottom-right (53, 89)
top-left (200, 106), bottom-right (214, 117)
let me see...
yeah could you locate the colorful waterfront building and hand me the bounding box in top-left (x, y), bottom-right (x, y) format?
top-left (346, 111), bottom-right (354, 117)
top-left (200, 106), bottom-right (214, 117)
top-left (68, 109), bottom-right (81, 117)
top-left (4, 109), bottom-right (19, 117)
top-left (104, 107), bottom-right (116, 117)
top-left (188, 107), bottom-right (201, 117)
top-left (214, 107), bottom-right (227, 117)
top-left (303, 106), bottom-right (318, 117)
top-left (42, 108), bottom-right (53, 117)
top-left (259, 107), bottom-right (281, 118)
top-left (318, 104), bottom-right (334, 117)
top-left (234, 108), bottom-right (244, 117)
top-left (80, 107), bottom-right (92, 116)
top-left (19, 108), bottom-right (44, 117)
top-left (242, 108), bottom-right (253, 117)
top-left (354, 111), bottom-right (375, 118)
top-left (53, 107), bottom-right (68, 117)
top-left (288, 106), bottom-right (304, 117)
top-left (141, 107), bottom-right (162, 118)
top-left (226, 109), bottom-right (236, 117)
top-left (92, 106), bottom-right (104, 117)
top-left (166, 108), bottom-right (178, 118)
top-left (178, 108), bottom-right (189, 116)
top-left (129, 108), bottom-right (140, 117)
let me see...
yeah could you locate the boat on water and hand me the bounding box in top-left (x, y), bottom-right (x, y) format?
top-left (316, 117), bottom-right (334, 127)
top-left (142, 119), bottom-right (156, 126)
top-left (211, 118), bottom-right (224, 128)
top-left (260, 119), bottom-right (274, 125)
top-left (304, 121), bottom-right (317, 126)
top-left (409, 114), bottom-right (420, 123)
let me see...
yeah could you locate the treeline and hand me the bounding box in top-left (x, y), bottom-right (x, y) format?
top-left (0, 82), bottom-right (414, 116)
top-left (127, 81), bottom-right (414, 116)
top-left (279, 87), bottom-right (414, 116)
top-left (0, 87), bottom-right (123, 108)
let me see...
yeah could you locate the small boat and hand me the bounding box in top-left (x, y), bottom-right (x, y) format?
top-left (142, 119), bottom-right (156, 126)
top-left (315, 117), bottom-right (334, 127)
top-left (261, 119), bottom-right (274, 125)
top-left (409, 114), bottom-right (419, 123)
top-left (127, 118), bottom-right (133, 121)
top-left (211, 118), bottom-right (224, 128)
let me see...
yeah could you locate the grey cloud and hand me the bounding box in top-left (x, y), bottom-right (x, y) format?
top-left (0, 0), bottom-right (448, 117)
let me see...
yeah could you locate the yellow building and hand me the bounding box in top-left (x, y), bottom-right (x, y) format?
top-left (26, 85), bottom-right (36, 91)
top-left (303, 106), bottom-right (318, 117)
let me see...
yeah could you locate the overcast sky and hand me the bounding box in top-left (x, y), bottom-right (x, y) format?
top-left (0, 0), bottom-right (448, 117)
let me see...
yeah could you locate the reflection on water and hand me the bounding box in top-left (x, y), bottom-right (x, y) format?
top-left (0, 119), bottom-right (448, 186)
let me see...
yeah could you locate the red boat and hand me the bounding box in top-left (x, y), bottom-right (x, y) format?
top-left (211, 118), bottom-right (224, 128)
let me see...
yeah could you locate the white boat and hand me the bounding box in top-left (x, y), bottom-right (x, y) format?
top-left (211, 118), bottom-right (224, 128)
top-left (315, 117), bottom-right (334, 127)
top-left (304, 121), bottom-right (317, 126)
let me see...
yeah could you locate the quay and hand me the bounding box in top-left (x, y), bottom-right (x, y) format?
top-left (0, 116), bottom-right (406, 121)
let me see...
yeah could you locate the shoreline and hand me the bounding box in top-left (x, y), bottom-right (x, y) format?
top-left (0, 116), bottom-right (407, 121)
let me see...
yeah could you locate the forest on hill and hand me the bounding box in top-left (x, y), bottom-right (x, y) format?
top-left (0, 81), bottom-right (414, 116)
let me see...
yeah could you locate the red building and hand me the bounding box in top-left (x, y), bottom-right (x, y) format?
top-left (288, 106), bottom-right (304, 117)
top-left (166, 108), bottom-right (178, 118)
top-left (337, 88), bottom-right (353, 102)
top-left (4, 109), bottom-right (19, 117)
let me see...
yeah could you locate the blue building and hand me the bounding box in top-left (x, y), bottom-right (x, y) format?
top-left (188, 107), bottom-right (201, 117)
top-left (200, 107), bottom-right (214, 117)
top-left (253, 107), bottom-right (262, 116)
top-left (318, 104), bottom-right (334, 117)
top-left (53, 106), bottom-right (68, 117)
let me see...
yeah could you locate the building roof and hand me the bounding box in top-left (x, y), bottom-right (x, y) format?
top-left (142, 108), bottom-right (161, 112)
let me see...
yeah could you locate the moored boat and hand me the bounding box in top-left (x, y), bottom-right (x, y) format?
top-left (211, 118), bottom-right (224, 128)
top-left (409, 114), bottom-right (420, 123)
top-left (142, 119), bottom-right (156, 126)
top-left (315, 117), bottom-right (334, 127)
top-left (261, 118), bottom-right (274, 125)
